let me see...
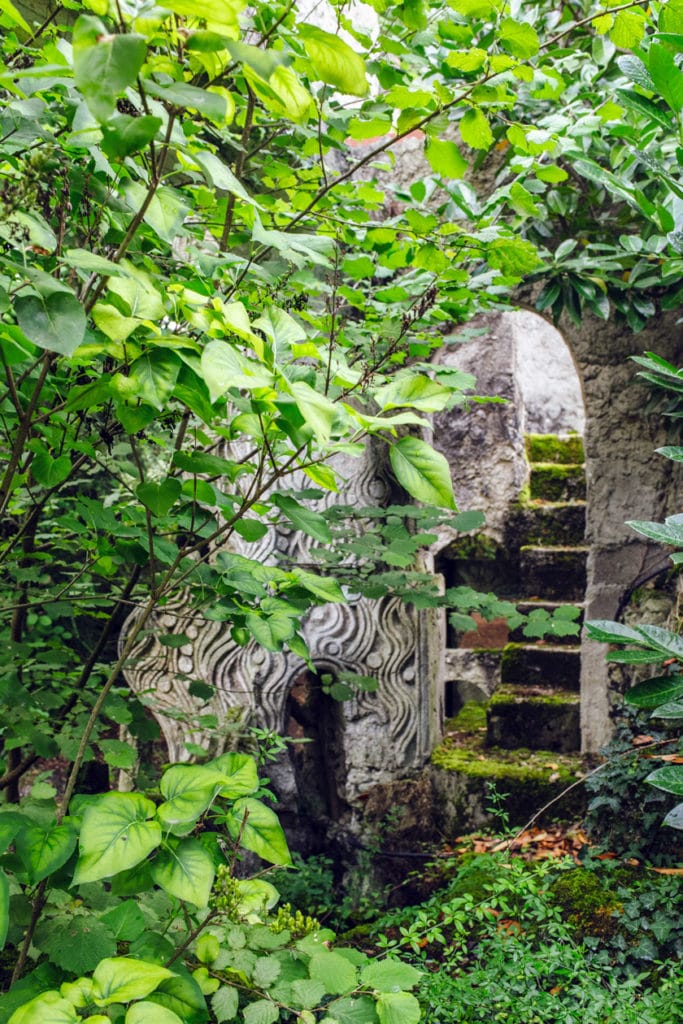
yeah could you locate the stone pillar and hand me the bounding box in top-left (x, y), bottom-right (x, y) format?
top-left (122, 440), bottom-right (443, 831)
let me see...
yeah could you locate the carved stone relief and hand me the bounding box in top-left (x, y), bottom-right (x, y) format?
top-left (121, 439), bottom-right (443, 816)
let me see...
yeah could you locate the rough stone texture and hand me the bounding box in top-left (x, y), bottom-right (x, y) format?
top-left (501, 644), bottom-right (580, 691)
top-left (122, 441), bottom-right (443, 833)
top-left (556, 310), bottom-right (683, 751)
top-left (443, 648), bottom-right (501, 716)
top-left (432, 314), bottom-right (528, 543)
top-left (487, 687), bottom-right (581, 752)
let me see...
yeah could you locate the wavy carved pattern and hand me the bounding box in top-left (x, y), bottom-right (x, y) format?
top-left (121, 443), bottom-right (437, 791)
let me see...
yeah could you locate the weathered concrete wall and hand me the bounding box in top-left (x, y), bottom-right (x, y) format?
top-left (513, 311), bottom-right (585, 435)
top-left (554, 311), bottom-right (683, 749)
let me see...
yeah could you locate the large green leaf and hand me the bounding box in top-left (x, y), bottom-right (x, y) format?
top-left (73, 793), bottom-right (162, 884)
top-left (136, 478), bottom-right (183, 517)
top-left (298, 23), bottom-right (368, 96)
top-left (147, 974), bottom-right (208, 1024)
top-left (425, 138), bottom-right (468, 178)
top-left (289, 381), bottom-right (338, 444)
top-left (205, 752), bottom-right (259, 799)
top-left (125, 1003), bottom-right (183, 1024)
top-left (583, 621), bottom-right (644, 645)
top-left (16, 821), bottom-right (77, 884)
top-left (73, 17), bottom-right (146, 122)
top-left (389, 436), bottom-right (456, 509)
top-left (647, 43), bottom-right (683, 114)
top-left (663, 801), bottom-right (683, 830)
top-left (375, 375), bottom-right (451, 413)
top-left (159, 0), bottom-right (246, 29)
top-left (498, 17), bottom-right (539, 58)
top-left (651, 700), bottom-right (683, 721)
top-left (635, 624), bottom-right (683, 660)
top-left (325, 995), bottom-right (378, 1024)
top-left (645, 765), bottom-right (683, 796)
top-left (308, 951), bottom-right (357, 995)
top-left (127, 350), bottom-right (181, 410)
top-left (625, 674), bottom-right (683, 708)
top-left (360, 960), bottom-right (422, 992)
top-left (92, 959), bottom-right (174, 1007)
top-left (242, 1000), bottom-right (279, 1024)
top-left (15, 291), bottom-right (86, 357)
top-left (100, 115), bottom-right (162, 159)
top-left (7, 991), bottom-right (79, 1024)
top-left (376, 992), bottom-right (421, 1024)
top-left (224, 798), bottom-right (291, 865)
top-left (150, 838), bottom-right (215, 907)
top-left (201, 342), bottom-right (273, 401)
top-left (459, 107), bottom-right (493, 149)
top-left (157, 765), bottom-right (223, 833)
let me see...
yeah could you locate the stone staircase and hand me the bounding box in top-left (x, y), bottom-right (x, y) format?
top-left (433, 433), bottom-right (588, 831)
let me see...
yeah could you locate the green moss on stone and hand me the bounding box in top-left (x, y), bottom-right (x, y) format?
top-left (526, 434), bottom-right (584, 465)
top-left (448, 701), bottom-right (487, 732)
top-left (490, 684), bottom-right (579, 708)
top-left (443, 533), bottom-right (500, 560)
top-left (432, 734), bottom-right (580, 786)
top-left (529, 463), bottom-right (586, 502)
top-left (550, 868), bottom-right (621, 939)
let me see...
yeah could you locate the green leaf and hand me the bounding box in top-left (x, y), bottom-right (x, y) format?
top-left (0, 0), bottom-right (29, 31)
top-left (289, 381), bottom-right (338, 444)
top-left (234, 879), bottom-right (279, 917)
top-left (16, 821), bottom-right (77, 884)
top-left (73, 17), bottom-right (147, 122)
top-left (646, 43), bottom-right (683, 113)
top-left (100, 900), bottom-right (147, 942)
top-left (33, 914), bottom-right (116, 975)
top-left (7, 991), bottom-right (79, 1024)
top-left (389, 436), bottom-right (456, 509)
top-left (92, 959), bottom-right (173, 1007)
top-left (0, 869), bottom-right (8, 951)
top-left (610, 9), bottom-right (646, 47)
top-left (635, 624), bottom-right (683, 660)
top-left (498, 17), bottom-right (539, 58)
top-left (625, 675), bottom-right (683, 708)
top-left (201, 341), bottom-right (273, 401)
top-left (375, 375), bottom-right (451, 413)
top-left (99, 739), bottom-right (137, 769)
top-left (298, 23), bottom-right (368, 96)
top-left (159, 0), bottom-right (245, 29)
top-left (31, 450), bottom-right (72, 489)
top-left (136, 478), bottom-right (183, 517)
top-left (151, 838), bottom-right (215, 907)
top-left (459, 107), bottom-right (493, 149)
top-left (293, 569), bottom-right (345, 604)
top-left (309, 952), bottom-right (357, 996)
top-left (360, 960), bottom-right (422, 992)
top-left (242, 1000), bottom-right (279, 1024)
top-left (376, 992), bottom-right (421, 1024)
top-left (324, 995), bottom-right (378, 1024)
top-left (651, 700), bottom-right (683, 721)
top-left (290, 979), bottom-right (326, 1009)
top-left (74, 793), bottom-right (162, 884)
top-left (125, 183), bottom-right (191, 244)
top-left (205, 752), bottom-right (259, 799)
top-left (147, 974), bottom-right (208, 1024)
top-left (125, 1003), bottom-right (183, 1024)
top-left (253, 307), bottom-right (306, 349)
top-left (101, 115), bottom-right (162, 159)
top-left (225, 798), bottom-right (291, 865)
top-left (271, 494), bottom-right (332, 543)
top-left (15, 291), bottom-right (86, 357)
top-left (423, 137), bottom-right (466, 177)
top-left (663, 802), bottom-right (683, 830)
top-left (211, 986), bottom-right (239, 1023)
top-left (157, 765), bottom-right (222, 833)
top-left (584, 621), bottom-right (644, 645)
top-left (246, 611), bottom-right (297, 651)
top-left (645, 765), bottom-right (683, 797)
top-left (128, 350), bottom-right (181, 410)
top-left (142, 80), bottom-right (229, 125)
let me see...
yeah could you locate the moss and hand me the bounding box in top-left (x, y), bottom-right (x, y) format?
top-left (441, 533), bottom-right (500, 560)
top-left (489, 684), bottom-right (578, 708)
top-left (529, 463), bottom-right (586, 502)
top-left (526, 433), bottom-right (584, 465)
top-left (447, 701), bottom-right (487, 732)
top-left (431, 733), bottom-right (580, 785)
top-left (550, 868), bottom-right (621, 939)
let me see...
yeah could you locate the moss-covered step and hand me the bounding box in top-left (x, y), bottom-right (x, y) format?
top-left (508, 501), bottom-right (586, 547)
top-left (431, 704), bottom-right (585, 834)
top-left (486, 685), bottom-right (580, 753)
top-left (529, 463), bottom-right (586, 503)
top-left (525, 433), bottom-right (585, 465)
top-left (500, 642), bottom-right (580, 689)
top-left (519, 545), bottom-right (587, 601)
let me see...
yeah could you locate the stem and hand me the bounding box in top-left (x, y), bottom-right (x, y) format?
top-left (165, 908), bottom-right (218, 967)
top-left (220, 87), bottom-right (255, 252)
top-left (0, 353), bottom-right (51, 516)
top-left (11, 879), bottom-right (48, 984)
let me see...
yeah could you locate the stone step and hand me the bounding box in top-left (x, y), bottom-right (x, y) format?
top-left (509, 501), bottom-right (586, 548)
top-left (529, 463), bottom-right (586, 503)
top-left (500, 643), bottom-right (580, 690)
top-left (486, 685), bottom-right (580, 753)
top-left (525, 433), bottom-right (585, 465)
top-left (510, 601), bottom-right (584, 646)
top-left (519, 546), bottom-right (588, 601)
